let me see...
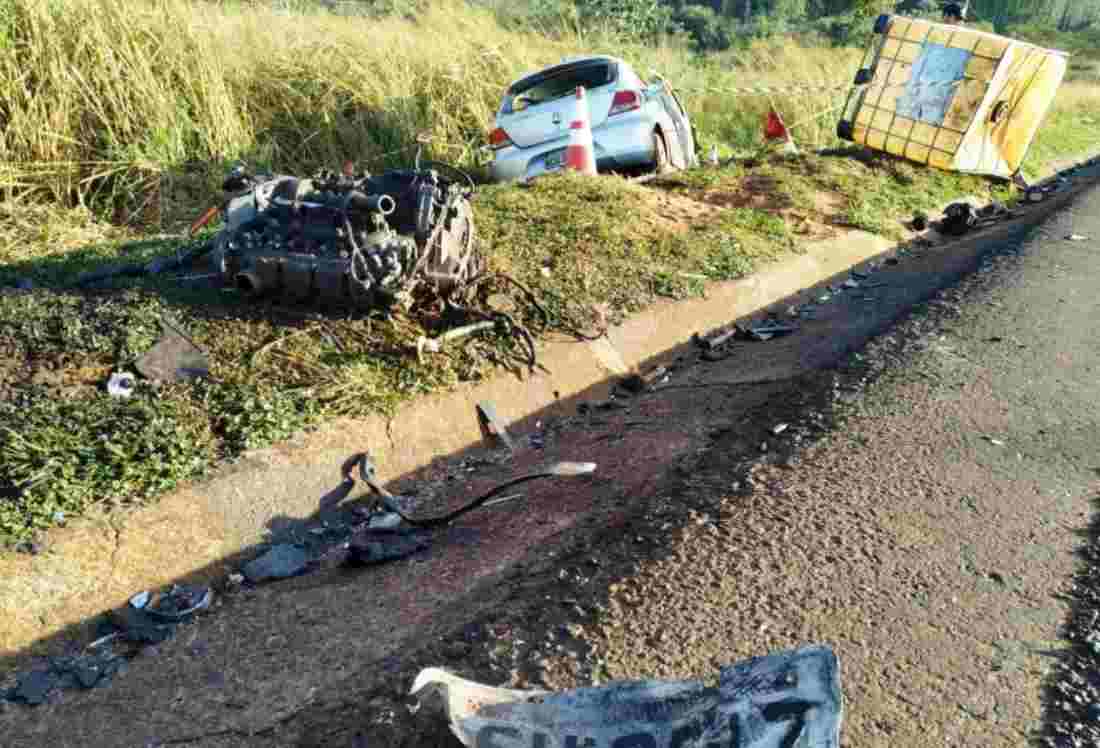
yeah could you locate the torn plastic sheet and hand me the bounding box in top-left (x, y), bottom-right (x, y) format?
top-left (410, 645), bottom-right (842, 748)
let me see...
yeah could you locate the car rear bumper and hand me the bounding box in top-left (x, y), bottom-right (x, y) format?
top-left (489, 117), bottom-right (656, 182)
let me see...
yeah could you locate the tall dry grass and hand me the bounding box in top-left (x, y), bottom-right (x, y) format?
top-left (0, 0), bottom-right (863, 207)
top-left (0, 0), bottom-right (558, 202)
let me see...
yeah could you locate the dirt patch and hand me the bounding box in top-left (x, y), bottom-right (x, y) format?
top-left (783, 189), bottom-right (848, 240)
top-left (635, 186), bottom-right (718, 233)
top-left (699, 174), bottom-right (790, 212)
top-left (688, 174), bottom-right (846, 241)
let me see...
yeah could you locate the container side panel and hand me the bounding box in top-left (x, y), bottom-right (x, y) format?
top-left (841, 15), bottom-right (1064, 178)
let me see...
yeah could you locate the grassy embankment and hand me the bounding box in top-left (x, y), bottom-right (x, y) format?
top-left (0, 0), bottom-right (1098, 543)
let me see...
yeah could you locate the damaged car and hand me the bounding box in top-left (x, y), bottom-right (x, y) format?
top-left (488, 55), bottom-right (697, 182)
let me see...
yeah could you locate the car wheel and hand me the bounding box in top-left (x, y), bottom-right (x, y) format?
top-left (653, 131), bottom-right (671, 175)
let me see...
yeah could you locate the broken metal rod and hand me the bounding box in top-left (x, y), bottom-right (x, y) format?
top-left (700, 329), bottom-right (737, 350)
top-left (416, 320), bottom-right (497, 361)
top-left (355, 453), bottom-right (595, 528)
top-left (620, 365), bottom-right (667, 394)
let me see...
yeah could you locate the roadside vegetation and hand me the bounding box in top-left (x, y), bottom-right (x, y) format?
top-left (1, 0), bottom-right (1099, 544)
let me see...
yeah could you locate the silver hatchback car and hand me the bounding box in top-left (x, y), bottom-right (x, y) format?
top-left (487, 55), bottom-right (697, 182)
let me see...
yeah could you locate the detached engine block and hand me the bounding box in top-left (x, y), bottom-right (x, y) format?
top-left (210, 161), bottom-right (479, 309)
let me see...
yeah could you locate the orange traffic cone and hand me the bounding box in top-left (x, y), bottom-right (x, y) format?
top-left (564, 86), bottom-right (598, 176)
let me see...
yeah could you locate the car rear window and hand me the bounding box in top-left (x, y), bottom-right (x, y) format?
top-left (503, 61), bottom-right (617, 114)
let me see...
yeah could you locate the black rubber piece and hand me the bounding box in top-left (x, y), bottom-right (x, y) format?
top-left (837, 120), bottom-right (854, 142)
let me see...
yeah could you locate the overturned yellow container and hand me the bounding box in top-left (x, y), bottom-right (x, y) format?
top-left (838, 14), bottom-right (1068, 179)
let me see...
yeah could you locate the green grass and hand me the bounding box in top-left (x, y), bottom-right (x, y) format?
top-left (1, 0), bottom-right (1099, 544)
top-left (0, 171), bottom-right (795, 544)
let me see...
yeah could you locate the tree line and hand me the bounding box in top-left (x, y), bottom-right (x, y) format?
top-left (487, 0), bottom-right (1100, 49)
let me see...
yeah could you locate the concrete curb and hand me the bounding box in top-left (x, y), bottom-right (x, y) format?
top-left (2, 152), bottom-right (1098, 656)
top-left (0, 229), bottom-right (891, 655)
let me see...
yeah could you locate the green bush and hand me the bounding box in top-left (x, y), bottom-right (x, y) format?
top-left (0, 388), bottom-right (216, 541)
top-left (810, 12), bottom-right (867, 46)
top-left (672, 5), bottom-right (733, 51)
top-left (577, 0), bottom-right (676, 42)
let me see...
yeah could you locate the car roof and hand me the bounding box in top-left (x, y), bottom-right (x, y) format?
top-left (506, 56), bottom-right (628, 91)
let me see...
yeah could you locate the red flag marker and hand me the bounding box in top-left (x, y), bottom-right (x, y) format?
top-left (764, 109), bottom-right (789, 141)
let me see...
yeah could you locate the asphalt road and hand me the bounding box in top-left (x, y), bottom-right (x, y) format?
top-left (3, 170), bottom-right (1100, 747)
top-left (566, 175), bottom-right (1100, 747)
top-left (389, 174), bottom-right (1100, 747)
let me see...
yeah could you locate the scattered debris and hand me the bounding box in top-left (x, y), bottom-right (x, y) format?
top-left (577, 400), bottom-right (628, 414)
top-left (940, 202), bottom-right (978, 236)
top-left (984, 201), bottom-right (1012, 219)
top-left (738, 321), bottom-right (798, 342)
top-left (698, 328), bottom-right (737, 351)
top-left (368, 512), bottom-right (404, 530)
top-left (2, 583), bottom-right (218, 707)
top-left (110, 604), bottom-right (176, 644)
top-left (983, 436), bottom-right (1006, 447)
top-left (482, 492), bottom-right (525, 509)
top-left (842, 279), bottom-right (860, 289)
top-left (106, 371), bottom-right (136, 398)
top-left (772, 423), bottom-right (789, 435)
top-left (134, 319), bottom-right (210, 383)
top-left (410, 645), bottom-right (843, 748)
top-left (2, 651), bottom-right (126, 706)
top-left (417, 321), bottom-right (497, 362)
top-left (6, 670), bottom-right (59, 706)
top-left (144, 585), bottom-right (213, 621)
top-left (358, 453), bottom-right (596, 528)
top-left (242, 544), bottom-right (310, 583)
top-left (620, 366), bottom-right (668, 394)
top-left (1026, 188), bottom-right (1045, 202)
top-left (1066, 234), bottom-right (1089, 242)
top-left (226, 573), bottom-right (245, 587)
top-left (347, 528), bottom-right (432, 566)
top-left (911, 212), bottom-right (928, 231)
top-left (476, 401), bottom-right (515, 452)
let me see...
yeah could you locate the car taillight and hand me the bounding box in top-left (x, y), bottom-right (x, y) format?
top-left (608, 90), bottom-right (642, 117)
top-left (489, 127), bottom-right (513, 150)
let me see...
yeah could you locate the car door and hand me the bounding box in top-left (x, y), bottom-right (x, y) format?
top-left (669, 89), bottom-right (697, 167)
top-left (648, 80), bottom-right (693, 168)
